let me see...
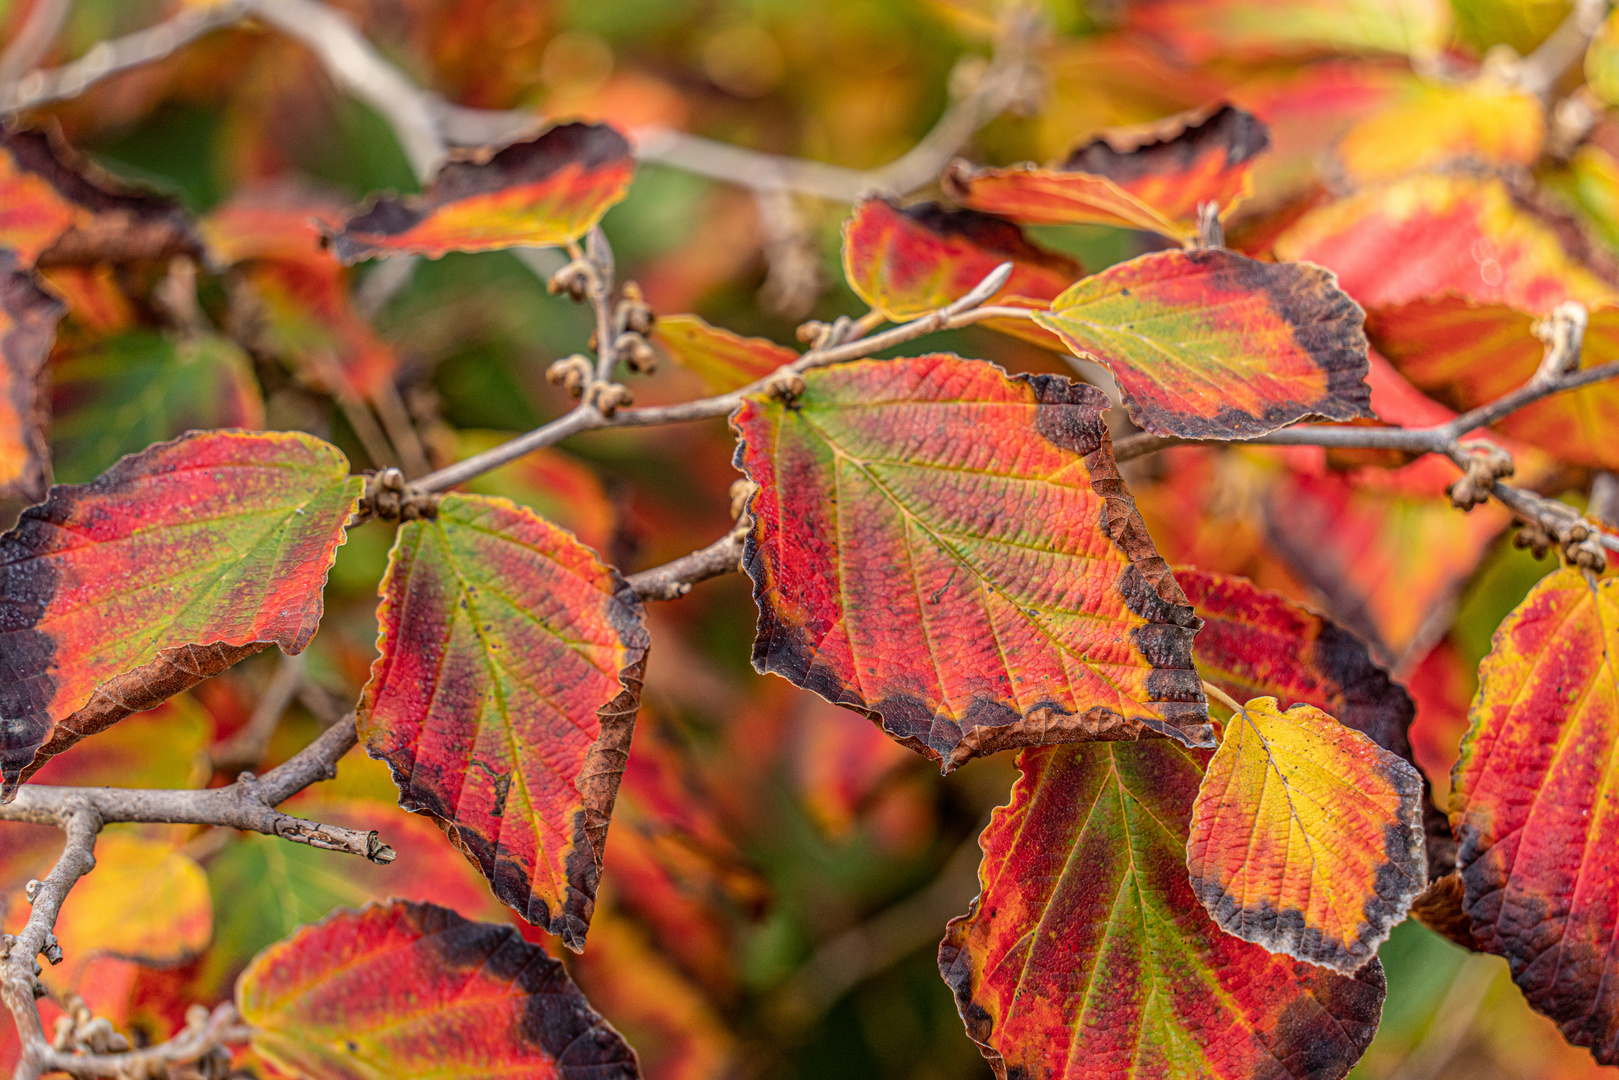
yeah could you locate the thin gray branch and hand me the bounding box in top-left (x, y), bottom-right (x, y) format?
top-left (625, 529), bottom-right (747, 600)
top-left (410, 261), bottom-right (1015, 494)
top-left (0, 0), bottom-right (74, 83)
top-left (1519, 0), bottom-right (1610, 99)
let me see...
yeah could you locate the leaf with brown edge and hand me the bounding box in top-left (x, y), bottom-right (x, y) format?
top-left (0, 128), bottom-right (199, 269)
top-left (651, 314), bottom-right (795, 393)
top-left (942, 104), bottom-right (1269, 240)
top-left (841, 197), bottom-right (1081, 321)
top-left (1187, 696), bottom-right (1426, 974)
top-left (1367, 297), bottom-right (1619, 469)
top-left (236, 900), bottom-right (640, 1080)
top-left (1178, 566), bottom-right (1458, 914)
top-left (0, 251), bottom-right (64, 501)
top-left (0, 430), bottom-right (363, 798)
top-left (329, 122), bottom-right (635, 262)
top-left (1449, 568), bottom-right (1619, 1064)
top-left (358, 492), bottom-right (650, 951)
top-left (940, 740), bottom-right (1386, 1080)
top-left (1035, 248), bottom-right (1373, 439)
top-left (732, 353), bottom-right (1210, 772)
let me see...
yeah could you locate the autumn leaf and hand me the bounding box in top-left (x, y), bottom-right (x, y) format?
top-left (0, 251), bottom-right (65, 501)
top-left (733, 353), bottom-right (1210, 770)
top-left (943, 104), bottom-right (1269, 240)
top-left (1187, 695), bottom-right (1426, 974)
top-left (50, 331), bottom-right (265, 484)
top-left (841, 197), bottom-right (1081, 321)
top-left (329, 122), bottom-right (635, 262)
top-left (49, 832), bottom-right (212, 968)
top-left (195, 794), bottom-right (516, 1003)
top-left (1272, 174), bottom-right (1618, 312)
top-left (1127, 0), bottom-right (1453, 61)
top-left (940, 740), bottom-right (1386, 1080)
top-left (0, 128), bottom-right (198, 269)
top-left (1367, 297), bottom-right (1619, 468)
top-left (358, 493), bottom-right (650, 950)
top-left (1449, 568), bottom-right (1619, 1064)
top-left (1035, 248), bottom-right (1372, 439)
top-left (236, 900), bottom-right (640, 1080)
top-left (0, 430), bottom-right (363, 797)
top-left (1332, 77), bottom-right (1544, 184)
top-left (651, 314), bottom-right (795, 393)
top-left (457, 431), bottom-right (620, 554)
top-left (1587, 10), bottom-right (1619, 106)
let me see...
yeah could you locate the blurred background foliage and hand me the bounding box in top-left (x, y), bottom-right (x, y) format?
top-left (0, 0), bottom-right (1613, 1077)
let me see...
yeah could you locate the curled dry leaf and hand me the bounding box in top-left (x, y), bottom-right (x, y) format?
top-left (733, 353), bottom-right (1210, 771)
top-left (359, 493), bottom-right (650, 951)
top-left (329, 122), bottom-right (635, 262)
top-left (0, 128), bottom-right (198, 268)
top-left (236, 900), bottom-right (640, 1080)
top-left (841, 197), bottom-right (1081, 321)
top-left (1187, 696), bottom-right (1426, 974)
top-left (0, 251), bottom-right (65, 501)
top-left (1450, 568), bottom-right (1619, 1064)
top-left (652, 314), bottom-right (796, 393)
top-left (940, 740), bottom-right (1386, 1080)
top-left (943, 104), bottom-right (1270, 240)
top-left (1036, 248), bottom-right (1372, 440)
top-left (0, 430), bottom-right (362, 797)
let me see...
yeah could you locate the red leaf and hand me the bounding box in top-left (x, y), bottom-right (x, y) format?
top-left (940, 740), bottom-right (1386, 1080)
top-left (0, 252), bottom-right (64, 501)
top-left (0, 431), bottom-right (363, 797)
top-left (733, 353), bottom-right (1210, 771)
top-left (1450, 568), bottom-right (1619, 1064)
top-left (943, 104), bottom-right (1269, 239)
top-left (841, 197), bottom-right (1081, 321)
top-left (359, 493), bottom-right (650, 950)
top-left (1036, 248), bottom-right (1372, 439)
top-left (330, 122), bottom-right (635, 262)
top-left (0, 128), bottom-right (198, 268)
top-left (236, 900), bottom-right (640, 1079)
top-left (1272, 174), bottom-right (1618, 313)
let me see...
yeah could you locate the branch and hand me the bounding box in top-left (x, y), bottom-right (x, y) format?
top-left (0, 0), bottom-right (1037, 200)
top-left (1112, 303), bottom-right (1619, 560)
top-left (410, 261), bottom-right (1015, 494)
top-left (0, 0), bottom-right (74, 83)
top-left (1519, 0), bottom-right (1610, 99)
top-left (625, 528), bottom-right (748, 601)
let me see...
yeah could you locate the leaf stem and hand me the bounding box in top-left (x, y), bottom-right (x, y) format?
top-left (1200, 681), bottom-right (1247, 716)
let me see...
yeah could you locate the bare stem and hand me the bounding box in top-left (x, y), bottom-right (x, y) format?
top-left (411, 261), bottom-right (1015, 494)
top-left (624, 529), bottom-right (749, 601)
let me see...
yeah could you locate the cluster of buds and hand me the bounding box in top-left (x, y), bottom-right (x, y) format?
top-left (796, 314), bottom-right (855, 351)
top-left (52, 993), bottom-right (130, 1055)
top-left (611, 281), bottom-right (658, 374)
top-left (546, 354), bottom-right (595, 398)
top-left (1446, 441), bottom-right (1515, 511)
top-left (546, 257), bottom-right (599, 303)
top-left (1513, 499), bottom-right (1608, 572)
top-left (366, 467), bottom-right (438, 522)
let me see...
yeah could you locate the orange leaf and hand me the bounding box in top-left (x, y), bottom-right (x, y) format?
top-left (1037, 248), bottom-right (1372, 439)
top-left (651, 314), bottom-right (794, 393)
top-left (50, 833), bottom-right (212, 968)
top-left (944, 103), bottom-right (1268, 239)
top-left (330, 122), bottom-right (634, 262)
top-left (1188, 696), bottom-right (1426, 973)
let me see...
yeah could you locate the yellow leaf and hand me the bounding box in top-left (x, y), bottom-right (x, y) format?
top-left (53, 833), bottom-right (212, 966)
top-left (1187, 695), bottom-right (1426, 973)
